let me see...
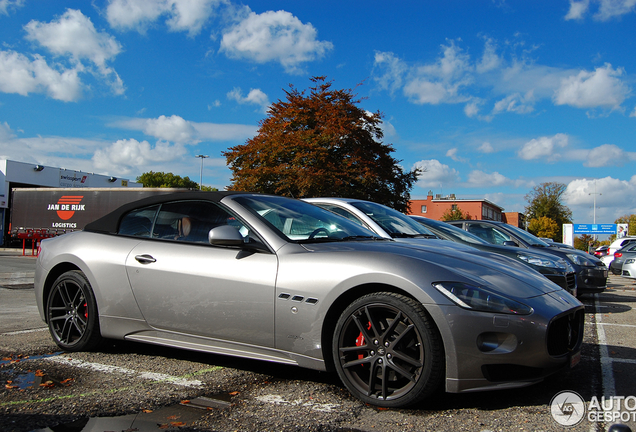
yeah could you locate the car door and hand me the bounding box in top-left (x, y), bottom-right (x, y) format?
top-left (124, 200), bottom-right (278, 347)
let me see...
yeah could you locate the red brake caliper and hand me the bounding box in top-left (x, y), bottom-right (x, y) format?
top-left (84, 303), bottom-right (88, 319)
top-left (356, 322), bottom-right (372, 359)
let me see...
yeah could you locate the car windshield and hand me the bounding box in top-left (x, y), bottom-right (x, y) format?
top-left (412, 217), bottom-right (489, 245)
top-left (349, 201), bottom-right (437, 239)
top-left (233, 195), bottom-right (383, 242)
top-left (502, 223), bottom-right (551, 247)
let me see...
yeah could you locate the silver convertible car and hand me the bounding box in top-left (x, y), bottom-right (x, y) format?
top-left (35, 192), bottom-right (584, 408)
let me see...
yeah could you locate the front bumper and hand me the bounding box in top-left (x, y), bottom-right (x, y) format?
top-left (432, 291), bottom-right (584, 393)
top-left (576, 265), bottom-right (608, 293)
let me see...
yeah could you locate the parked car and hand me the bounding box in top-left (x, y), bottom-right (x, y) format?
top-left (35, 192), bottom-right (584, 408)
top-left (620, 256), bottom-right (636, 279)
top-left (448, 220), bottom-right (607, 295)
top-left (409, 215), bottom-right (577, 296)
top-left (605, 237), bottom-right (636, 267)
top-left (593, 246), bottom-right (609, 257)
top-left (609, 243), bottom-right (636, 275)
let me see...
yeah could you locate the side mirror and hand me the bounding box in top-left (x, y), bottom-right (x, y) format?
top-left (208, 225), bottom-right (244, 246)
top-left (503, 241), bottom-right (517, 247)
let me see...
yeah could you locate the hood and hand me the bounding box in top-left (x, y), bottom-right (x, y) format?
top-left (302, 240), bottom-right (567, 300)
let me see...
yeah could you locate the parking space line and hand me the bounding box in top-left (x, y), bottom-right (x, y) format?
top-left (596, 322), bottom-right (636, 328)
top-left (1, 327), bottom-right (48, 336)
top-left (594, 293), bottom-right (616, 397)
top-left (45, 355), bottom-right (209, 388)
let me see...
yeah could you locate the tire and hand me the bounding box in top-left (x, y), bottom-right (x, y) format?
top-left (47, 270), bottom-right (103, 351)
top-left (332, 292), bottom-right (444, 408)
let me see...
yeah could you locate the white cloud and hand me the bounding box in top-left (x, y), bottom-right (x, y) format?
top-left (478, 142), bottom-right (495, 153)
top-left (518, 133), bottom-right (569, 162)
top-left (93, 138), bottom-right (186, 174)
top-left (374, 39), bottom-right (632, 118)
top-left (402, 40), bottom-right (473, 105)
top-left (144, 115), bottom-right (198, 143)
top-left (24, 9), bottom-right (124, 95)
top-left (476, 38), bottom-right (501, 73)
top-left (372, 51), bottom-right (407, 94)
top-left (467, 170), bottom-right (509, 186)
top-left (595, 0), bottom-right (636, 20)
top-left (412, 159), bottom-right (460, 187)
top-left (227, 87), bottom-right (270, 113)
top-left (464, 100), bottom-right (480, 117)
top-left (553, 63), bottom-right (629, 109)
top-left (110, 115), bottom-right (257, 142)
top-left (0, 0), bottom-right (23, 15)
top-left (446, 147), bottom-right (467, 163)
top-left (492, 92), bottom-right (535, 114)
top-left (582, 144), bottom-right (636, 167)
top-left (565, 176), bottom-right (636, 222)
top-left (220, 9), bottom-right (333, 74)
top-left (0, 50), bottom-right (82, 101)
top-left (564, 0), bottom-right (636, 21)
top-left (106, 0), bottom-right (222, 36)
top-left (565, 0), bottom-right (590, 20)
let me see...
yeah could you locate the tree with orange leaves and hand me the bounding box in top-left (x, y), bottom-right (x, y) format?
top-left (223, 77), bottom-right (419, 212)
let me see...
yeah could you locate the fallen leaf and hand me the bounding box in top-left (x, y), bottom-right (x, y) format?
top-left (170, 422), bottom-right (186, 427)
top-left (35, 370), bottom-right (45, 377)
top-left (167, 415), bottom-right (180, 420)
top-left (5, 384), bottom-right (18, 389)
top-left (229, 391), bottom-right (240, 396)
top-left (142, 409), bottom-right (153, 413)
top-left (180, 400), bottom-right (190, 404)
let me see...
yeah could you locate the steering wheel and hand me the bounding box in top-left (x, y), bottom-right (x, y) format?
top-left (308, 228), bottom-right (330, 239)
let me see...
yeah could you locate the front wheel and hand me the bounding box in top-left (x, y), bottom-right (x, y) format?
top-left (47, 270), bottom-right (102, 351)
top-left (332, 292), bottom-right (444, 408)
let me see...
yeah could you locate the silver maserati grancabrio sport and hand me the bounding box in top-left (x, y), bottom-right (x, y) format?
top-left (35, 192), bottom-right (584, 408)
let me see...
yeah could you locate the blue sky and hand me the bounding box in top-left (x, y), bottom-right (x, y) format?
top-left (0, 0), bottom-right (635, 225)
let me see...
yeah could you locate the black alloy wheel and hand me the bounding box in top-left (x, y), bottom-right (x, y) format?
top-left (333, 292), bottom-right (443, 408)
top-left (47, 270), bottom-right (102, 351)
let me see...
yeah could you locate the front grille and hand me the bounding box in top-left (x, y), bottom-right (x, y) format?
top-left (547, 309), bottom-right (584, 356)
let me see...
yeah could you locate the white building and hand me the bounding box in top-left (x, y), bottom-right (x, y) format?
top-left (1, 159), bottom-right (140, 246)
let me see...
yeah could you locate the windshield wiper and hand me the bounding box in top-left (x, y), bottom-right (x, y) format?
top-left (391, 233), bottom-right (437, 239)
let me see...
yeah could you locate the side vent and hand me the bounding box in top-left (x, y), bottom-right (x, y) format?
top-left (278, 293), bottom-right (291, 300)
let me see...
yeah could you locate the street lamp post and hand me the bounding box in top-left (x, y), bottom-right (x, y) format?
top-left (195, 154), bottom-right (208, 190)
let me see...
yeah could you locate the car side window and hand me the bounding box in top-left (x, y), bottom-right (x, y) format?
top-left (153, 201), bottom-right (243, 244)
top-left (118, 205), bottom-right (159, 237)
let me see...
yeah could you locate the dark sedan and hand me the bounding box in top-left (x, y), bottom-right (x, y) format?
top-left (448, 220), bottom-right (607, 294)
top-left (410, 215), bottom-right (577, 297)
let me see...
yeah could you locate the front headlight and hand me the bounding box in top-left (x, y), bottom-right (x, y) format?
top-left (517, 253), bottom-right (563, 269)
top-left (433, 282), bottom-right (533, 315)
top-left (566, 253), bottom-right (596, 267)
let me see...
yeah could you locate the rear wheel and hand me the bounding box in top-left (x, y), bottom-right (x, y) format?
top-left (47, 270), bottom-right (102, 351)
top-left (332, 292), bottom-right (443, 407)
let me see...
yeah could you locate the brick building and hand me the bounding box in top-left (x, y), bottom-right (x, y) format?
top-left (408, 191), bottom-right (527, 228)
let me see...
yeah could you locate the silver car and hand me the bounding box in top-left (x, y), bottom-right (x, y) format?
top-left (35, 192), bottom-right (584, 408)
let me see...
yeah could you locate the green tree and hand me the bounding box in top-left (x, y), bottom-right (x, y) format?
top-left (574, 234), bottom-right (596, 252)
top-left (440, 207), bottom-right (471, 221)
top-left (525, 182), bottom-right (572, 241)
top-left (527, 216), bottom-right (559, 240)
top-left (137, 171), bottom-right (199, 189)
top-left (223, 76), bottom-right (419, 212)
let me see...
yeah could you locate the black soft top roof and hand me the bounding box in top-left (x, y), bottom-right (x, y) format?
top-left (84, 191), bottom-right (244, 234)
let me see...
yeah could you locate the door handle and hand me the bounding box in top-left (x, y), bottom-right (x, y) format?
top-left (135, 254), bottom-right (156, 264)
